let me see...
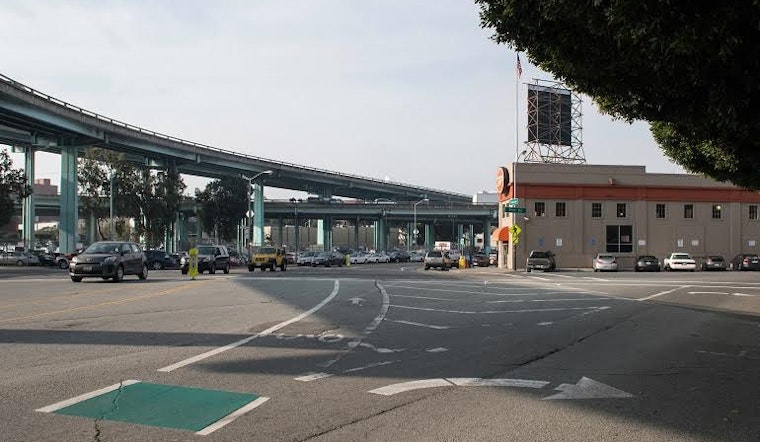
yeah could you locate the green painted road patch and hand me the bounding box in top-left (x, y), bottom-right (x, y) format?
top-left (45, 381), bottom-right (263, 433)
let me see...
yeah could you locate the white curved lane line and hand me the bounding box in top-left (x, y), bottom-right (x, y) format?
top-left (158, 280), bottom-right (340, 372)
top-left (369, 378), bottom-right (549, 396)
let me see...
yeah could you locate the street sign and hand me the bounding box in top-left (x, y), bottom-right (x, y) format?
top-left (509, 225), bottom-right (522, 237)
top-left (246, 210), bottom-right (254, 218)
top-left (504, 207), bottom-right (527, 213)
top-left (507, 198), bottom-right (519, 208)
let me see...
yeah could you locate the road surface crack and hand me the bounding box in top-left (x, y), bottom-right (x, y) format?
top-left (93, 380), bottom-right (126, 442)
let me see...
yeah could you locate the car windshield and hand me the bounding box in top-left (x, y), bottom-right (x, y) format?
top-left (597, 255), bottom-right (615, 260)
top-left (708, 256), bottom-right (723, 261)
top-left (257, 247), bottom-right (276, 254)
top-left (427, 251), bottom-right (442, 258)
top-left (197, 246), bottom-right (216, 255)
top-left (529, 251), bottom-right (549, 258)
top-left (673, 254), bottom-right (692, 259)
top-left (84, 243), bottom-right (122, 254)
top-left (639, 256), bottom-right (656, 260)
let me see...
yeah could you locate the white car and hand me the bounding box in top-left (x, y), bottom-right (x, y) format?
top-left (297, 252), bottom-right (316, 266)
top-left (350, 253), bottom-right (367, 264)
top-left (0, 251), bottom-right (40, 266)
top-left (663, 252), bottom-right (697, 271)
top-left (374, 253), bottom-right (391, 263)
top-left (365, 253), bottom-right (379, 263)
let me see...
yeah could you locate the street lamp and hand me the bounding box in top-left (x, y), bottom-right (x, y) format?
top-left (412, 198), bottom-right (429, 251)
top-left (289, 197), bottom-right (300, 253)
top-left (242, 170), bottom-right (273, 250)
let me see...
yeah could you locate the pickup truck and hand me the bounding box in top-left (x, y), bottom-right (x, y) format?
top-left (662, 252), bottom-right (696, 271)
top-left (526, 250), bottom-right (556, 272)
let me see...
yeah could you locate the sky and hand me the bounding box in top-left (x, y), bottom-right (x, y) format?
top-left (1, 0), bottom-right (685, 198)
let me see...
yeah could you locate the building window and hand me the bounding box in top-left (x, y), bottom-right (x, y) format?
top-left (616, 203), bottom-right (627, 218)
top-left (606, 225), bottom-right (633, 253)
top-left (750, 205), bottom-right (758, 220)
top-left (712, 204), bottom-right (722, 219)
top-left (684, 204), bottom-right (694, 219)
top-left (555, 202), bottom-right (566, 217)
top-left (591, 203), bottom-right (602, 218)
top-left (655, 204), bottom-right (666, 219)
top-left (535, 202), bottom-right (545, 217)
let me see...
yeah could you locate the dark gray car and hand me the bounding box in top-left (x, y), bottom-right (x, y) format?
top-left (69, 241), bottom-right (148, 282)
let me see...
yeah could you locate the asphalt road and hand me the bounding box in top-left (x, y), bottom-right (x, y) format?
top-left (1, 264), bottom-right (759, 441)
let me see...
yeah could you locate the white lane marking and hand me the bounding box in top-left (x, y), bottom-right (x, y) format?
top-left (487, 298), bottom-right (615, 304)
top-left (448, 378), bottom-right (549, 388)
top-left (386, 285), bottom-right (565, 296)
top-left (36, 380), bottom-right (141, 412)
top-left (195, 396), bottom-right (270, 435)
top-left (733, 292), bottom-right (756, 297)
top-left (426, 347), bottom-right (448, 353)
top-left (369, 379), bottom-right (454, 395)
top-left (384, 319), bottom-right (452, 330)
top-left (687, 291), bottom-right (728, 295)
top-left (295, 372), bottom-right (334, 382)
top-left (537, 322), bottom-right (553, 326)
top-left (342, 360), bottom-right (398, 373)
top-left (542, 377), bottom-right (634, 400)
top-left (390, 305), bottom-right (609, 314)
top-left (357, 342), bottom-right (405, 353)
top-left (158, 280), bottom-right (340, 372)
top-left (525, 275), bottom-right (550, 281)
top-left (319, 281), bottom-right (390, 369)
top-left (369, 378), bottom-right (548, 396)
top-left (639, 286), bottom-right (688, 301)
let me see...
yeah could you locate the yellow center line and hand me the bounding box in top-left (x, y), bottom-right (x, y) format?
top-left (0, 283), bottom-right (163, 311)
top-left (0, 280), bottom-right (213, 324)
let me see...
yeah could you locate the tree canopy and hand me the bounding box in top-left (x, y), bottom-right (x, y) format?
top-left (0, 149), bottom-right (32, 228)
top-left (476, 1), bottom-right (760, 188)
top-left (195, 176), bottom-right (248, 243)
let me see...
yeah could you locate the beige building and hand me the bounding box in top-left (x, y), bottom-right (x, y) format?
top-left (494, 163), bottom-right (760, 270)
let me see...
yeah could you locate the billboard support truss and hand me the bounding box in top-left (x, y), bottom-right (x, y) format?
top-left (524, 79), bottom-right (585, 164)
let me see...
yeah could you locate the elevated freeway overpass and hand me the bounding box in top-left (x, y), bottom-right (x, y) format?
top-left (0, 73), bottom-right (488, 252)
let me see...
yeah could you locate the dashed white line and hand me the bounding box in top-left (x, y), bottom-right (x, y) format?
top-left (384, 319), bottom-right (452, 330)
top-left (390, 305), bottom-right (610, 314)
top-left (36, 380), bottom-right (141, 413)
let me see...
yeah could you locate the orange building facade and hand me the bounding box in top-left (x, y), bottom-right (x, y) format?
top-left (495, 163), bottom-right (760, 270)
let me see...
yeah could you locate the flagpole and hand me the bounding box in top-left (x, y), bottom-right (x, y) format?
top-left (511, 53), bottom-right (521, 271)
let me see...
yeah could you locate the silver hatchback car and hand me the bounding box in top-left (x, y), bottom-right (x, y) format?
top-left (592, 254), bottom-right (618, 272)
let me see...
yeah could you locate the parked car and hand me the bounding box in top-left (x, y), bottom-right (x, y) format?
top-left (409, 252), bottom-right (425, 262)
top-left (388, 250), bottom-right (410, 263)
top-left (424, 250), bottom-right (451, 271)
top-left (297, 251), bottom-right (317, 266)
top-left (634, 255), bottom-right (661, 272)
top-left (701, 255), bottom-right (727, 271)
top-left (312, 251), bottom-right (344, 267)
top-left (350, 252), bottom-right (367, 264)
top-left (180, 245), bottom-right (230, 274)
top-left (592, 254), bottom-right (618, 272)
top-left (69, 241), bottom-right (148, 282)
top-left (144, 250), bottom-right (178, 270)
top-left (472, 253), bottom-right (490, 267)
top-left (374, 252), bottom-right (391, 263)
top-left (526, 250), bottom-right (556, 272)
top-left (730, 253), bottom-right (760, 271)
top-left (663, 253), bottom-right (697, 271)
top-left (0, 250), bottom-right (40, 266)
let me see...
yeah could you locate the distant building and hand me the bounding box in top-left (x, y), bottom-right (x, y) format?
top-left (495, 163), bottom-right (760, 270)
top-left (473, 191), bottom-right (498, 204)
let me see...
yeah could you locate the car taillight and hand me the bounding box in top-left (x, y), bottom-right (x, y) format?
top-left (744, 259), bottom-right (750, 264)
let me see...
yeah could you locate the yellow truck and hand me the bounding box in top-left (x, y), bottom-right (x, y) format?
top-left (248, 246), bottom-right (287, 271)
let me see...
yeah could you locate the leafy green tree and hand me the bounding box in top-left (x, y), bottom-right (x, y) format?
top-left (476, 1), bottom-right (760, 188)
top-left (0, 149), bottom-right (32, 228)
top-left (195, 176), bottom-right (248, 242)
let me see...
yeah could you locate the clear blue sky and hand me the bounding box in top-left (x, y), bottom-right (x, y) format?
top-left (2, 0), bottom-right (684, 197)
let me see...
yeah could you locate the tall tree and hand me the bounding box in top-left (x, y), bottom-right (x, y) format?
top-left (195, 176), bottom-right (248, 242)
top-left (0, 149), bottom-right (32, 228)
top-left (476, 1), bottom-right (760, 188)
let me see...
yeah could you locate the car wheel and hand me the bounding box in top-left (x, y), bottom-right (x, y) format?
top-left (424, 266), bottom-right (429, 270)
top-left (70, 276), bottom-right (83, 282)
top-left (16, 260), bottom-right (24, 266)
top-left (152, 262), bottom-right (163, 270)
top-left (58, 259), bottom-right (69, 269)
top-left (181, 268), bottom-right (188, 275)
top-left (223, 263), bottom-right (230, 274)
top-left (664, 265), bottom-right (670, 271)
top-left (209, 263), bottom-right (216, 274)
top-left (113, 265), bottom-right (124, 282)
top-left (281, 262), bottom-right (286, 271)
top-left (138, 264), bottom-right (148, 280)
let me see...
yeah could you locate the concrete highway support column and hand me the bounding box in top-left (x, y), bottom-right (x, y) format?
top-left (483, 220), bottom-right (492, 255)
top-left (374, 218), bottom-right (389, 252)
top-left (406, 222), bottom-right (414, 251)
top-left (354, 221), bottom-right (360, 251)
top-left (318, 216), bottom-right (333, 251)
top-left (59, 145), bottom-right (78, 254)
top-left (252, 183), bottom-right (265, 246)
top-left (85, 213), bottom-right (97, 245)
top-left (457, 224), bottom-right (464, 249)
top-left (277, 217), bottom-right (284, 247)
top-left (22, 146), bottom-right (35, 250)
top-left (468, 224), bottom-right (474, 250)
top-left (424, 224), bottom-right (433, 250)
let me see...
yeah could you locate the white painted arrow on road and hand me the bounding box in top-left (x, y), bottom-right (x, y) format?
top-left (348, 297), bottom-right (365, 306)
top-left (542, 377), bottom-right (634, 400)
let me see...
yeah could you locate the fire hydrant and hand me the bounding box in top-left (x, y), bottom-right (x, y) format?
top-left (458, 255), bottom-right (466, 269)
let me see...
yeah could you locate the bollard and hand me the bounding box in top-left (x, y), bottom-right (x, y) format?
top-left (188, 247), bottom-right (199, 280)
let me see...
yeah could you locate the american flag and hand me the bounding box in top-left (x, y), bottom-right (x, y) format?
top-left (516, 54), bottom-right (523, 78)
